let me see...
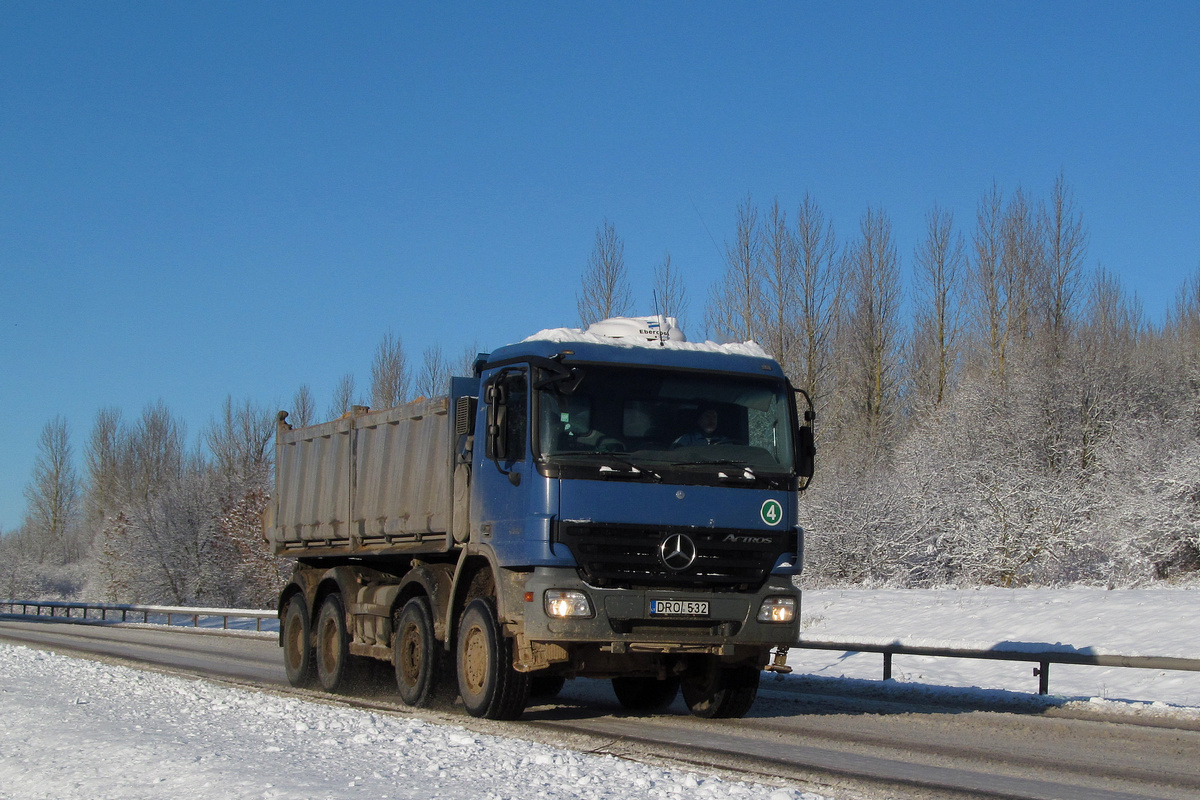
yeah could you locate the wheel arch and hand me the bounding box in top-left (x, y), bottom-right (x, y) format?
top-left (393, 563), bottom-right (455, 642)
top-left (446, 551), bottom-right (501, 652)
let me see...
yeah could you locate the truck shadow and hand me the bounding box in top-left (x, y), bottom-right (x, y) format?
top-left (528, 674), bottom-right (1094, 721)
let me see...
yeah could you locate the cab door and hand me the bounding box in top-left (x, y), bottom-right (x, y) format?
top-left (472, 367), bottom-right (531, 545)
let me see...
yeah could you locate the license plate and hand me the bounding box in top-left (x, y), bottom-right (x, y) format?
top-left (649, 600), bottom-right (709, 617)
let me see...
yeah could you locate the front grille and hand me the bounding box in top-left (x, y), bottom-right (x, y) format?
top-left (554, 521), bottom-right (787, 591)
top-left (609, 619), bottom-right (742, 637)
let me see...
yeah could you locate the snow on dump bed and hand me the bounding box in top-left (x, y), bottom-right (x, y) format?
top-left (523, 326), bottom-right (770, 358)
top-left (0, 644), bottom-right (821, 800)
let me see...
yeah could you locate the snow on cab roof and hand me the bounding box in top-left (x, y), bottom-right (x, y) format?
top-left (522, 316), bottom-right (770, 359)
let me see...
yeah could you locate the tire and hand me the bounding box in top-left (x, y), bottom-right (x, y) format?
top-left (529, 674), bottom-right (567, 701)
top-left (393, 596), bottom-right (444, 707)
top-left (681, 662), bottom-right (760, 719)
top-left (282, 594), bottom-right (316, 688)
top-left (456, 598), bottom-right (530, 720)
top-left (611, 676), bottom-right (679, 712)
top-left (315, 594), bottom-right (354, 693)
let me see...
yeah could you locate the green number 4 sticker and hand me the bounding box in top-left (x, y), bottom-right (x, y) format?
top-left (761, 499), bottom-right (783, 526)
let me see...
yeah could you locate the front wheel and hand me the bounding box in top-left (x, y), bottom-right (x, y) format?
top-left (282, 594), bottom-right (316, 688)
top-left (456, 598), bottom-right (529, 720)
top-left (681, 662), bottom-right (760, 719)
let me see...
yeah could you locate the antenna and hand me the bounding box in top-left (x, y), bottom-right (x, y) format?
top-left (652, 291), bottom-right (665, 347)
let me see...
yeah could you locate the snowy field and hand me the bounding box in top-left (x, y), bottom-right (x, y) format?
top-left (791, 587), bottom-right (1200, 710)
top-left (3, 588), bottom-right (1199, 800)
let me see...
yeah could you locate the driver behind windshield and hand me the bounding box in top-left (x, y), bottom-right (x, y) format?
top-left (672, 406), bottom-right (731, 448)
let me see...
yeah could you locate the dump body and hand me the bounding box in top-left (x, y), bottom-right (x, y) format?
top-left (271, 396), bottom-right (454, 556)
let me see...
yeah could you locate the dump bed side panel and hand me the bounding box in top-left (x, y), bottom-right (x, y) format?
top-left (271, 397), bottom-right (452, 557)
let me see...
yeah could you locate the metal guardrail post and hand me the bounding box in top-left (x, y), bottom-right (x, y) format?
top-left (1035, 662), bottom-right (1050, 695)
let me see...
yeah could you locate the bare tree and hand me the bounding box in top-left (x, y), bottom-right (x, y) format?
top-left (203, 396), bottom-right (282, 606)
top-left (23, 416), bottom-right (80, 564)
top-left (1039, 171), bottom-right (1088, 347)
top-left (127, 401), bottom-right (185, 505)
top-left (370, 332), bottom-right (408, 409)
top-left (844, 207), bottom-right (904, 444)
top-left (1077, 266), bottom-right (1144, 472)
top-left (970, 185), bottom-right (1042, 377)
top-left (328, 373), bottom-right (357, 420)
top-left (416, 344), bottom-right (450, 398)
top-left (794, 193), bottom-right (839, 406)
top-left (757, 198), bottom-right (799, 376)
top-left (205, 396), bottom-right (275, 486)
top-left (652, 252), bottom-right (688, 334)
top-left (971, 183), bottom-right (1007, 375)
top-left (578, 218), bottom-right (632, 327)
top-left (290, 384), bottom-right (315, 428)
top-left (455, 341), bottom-right (482, 378)
top-left (1000, 187), bottom-right (1041, 351)
top-left (910, 204), bottom-right (967, 408)
top-left (85, 407), bottom-right (126, 527)
top-left (706, 194), bottom-right (762, 343)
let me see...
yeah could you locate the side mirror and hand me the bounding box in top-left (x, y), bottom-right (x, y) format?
top-left (792, 387), bottom-right (816, 485)
top-left (484, 376), bottom-right (522, 486)
top-left (797, 425), bottom-right (815, 480)
top-left (484, 382), bottom-right (508, 461)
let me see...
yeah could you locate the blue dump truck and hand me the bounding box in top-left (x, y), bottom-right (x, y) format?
top-left (269, 317), bottom-right (814, 720)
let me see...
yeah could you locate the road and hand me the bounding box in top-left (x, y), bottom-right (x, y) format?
top-left (3, 615), bottom-right (1199, 800)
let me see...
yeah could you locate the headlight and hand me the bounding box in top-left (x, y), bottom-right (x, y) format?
top-left (544, 590), bottom-right (593, 618)
top-left (757, 596), bottom-right (796, 623)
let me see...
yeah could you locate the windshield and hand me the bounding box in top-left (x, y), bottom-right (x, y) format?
top-left (536, 364), bottom-right (795, 474)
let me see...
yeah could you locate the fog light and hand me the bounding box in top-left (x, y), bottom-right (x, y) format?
top-left (758, 596), bottom-right (796, 623)
top-left (544, 590), bottom-right (593, 618)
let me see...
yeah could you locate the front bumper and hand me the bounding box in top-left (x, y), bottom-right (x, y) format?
top-left (517, 566), bottom-right (800, 649)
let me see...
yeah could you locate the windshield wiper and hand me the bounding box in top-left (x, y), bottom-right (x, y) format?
top-left (598, 454), bottom-right (662, 481)
top-left (547, 452), bottom-right (663, 481)
top-left (676, 458), bottom-right (752, 468)
top-left (675, 459), bottom-right (760, 482)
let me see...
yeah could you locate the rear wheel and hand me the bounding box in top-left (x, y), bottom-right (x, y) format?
top-left (393, 596), bottom-right (444, 707)
top-left (282, 594), bottom-right (316, 688)
top-left (456, 598), bottom-right (529, 720)
top-left (681, 662), bottom-right (760, 719)
top-left (611, 676), bottom-right (679, 712)
top-left (315, 594), bottom-right (354, 693)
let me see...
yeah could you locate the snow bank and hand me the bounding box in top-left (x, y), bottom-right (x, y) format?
top-left (0, 645), bottom-right (822, 800)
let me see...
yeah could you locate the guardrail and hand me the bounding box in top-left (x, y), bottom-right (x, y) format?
top-left (793, 635), bottom-right (1200, 695)
top-left (6, 600), bottom-right (1199, 697)
top-left (1, 599), bottom-right (276, 633)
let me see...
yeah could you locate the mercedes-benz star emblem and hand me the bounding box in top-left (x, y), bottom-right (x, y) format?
top-left (659, 533), bottom-right (698, 571)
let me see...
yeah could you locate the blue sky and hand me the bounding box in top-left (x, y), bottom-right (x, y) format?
top-left (2, 2), bottom-right (1198, 531)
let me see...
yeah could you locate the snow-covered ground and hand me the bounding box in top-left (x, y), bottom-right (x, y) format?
top-left (3, 588), bottom-right (1199, 800)
top-left (791, 587), bottom-right (1200, 711)
top-left (0, 644), bottom-right (816, 800)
